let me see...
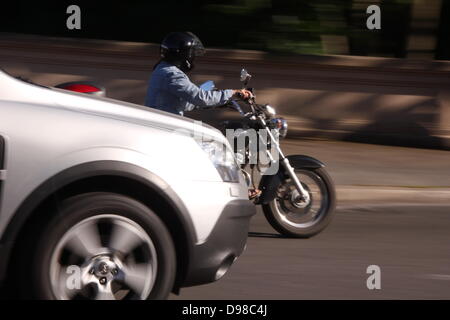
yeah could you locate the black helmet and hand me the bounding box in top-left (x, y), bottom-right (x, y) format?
top-left (160, 32), bottom-right (205, 72)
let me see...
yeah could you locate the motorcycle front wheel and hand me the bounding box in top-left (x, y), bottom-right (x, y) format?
top-left (262, 167), bottom-right (336, 238)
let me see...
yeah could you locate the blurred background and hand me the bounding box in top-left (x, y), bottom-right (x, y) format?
top-left (1, 0), bottom-right (450, 59)
top-left (1, 0), bottom-right (450, 299)
top-left (1, 0), bottom-right (449, 149)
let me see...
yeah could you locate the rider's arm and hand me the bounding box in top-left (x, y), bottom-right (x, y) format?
top-left (166, 70), bottom-right (234, 111)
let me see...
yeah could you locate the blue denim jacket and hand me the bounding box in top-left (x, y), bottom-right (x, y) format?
top-left (145, 61), bottom-right (234, 116)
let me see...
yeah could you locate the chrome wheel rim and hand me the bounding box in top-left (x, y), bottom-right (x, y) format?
top-left (272, 169), bottom-right (328, 229)
top-left (49, 214), bottom-right (157, 300)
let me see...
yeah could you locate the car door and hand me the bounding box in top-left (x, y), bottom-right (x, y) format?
top-left (0, 135), bottom-right (4, 207)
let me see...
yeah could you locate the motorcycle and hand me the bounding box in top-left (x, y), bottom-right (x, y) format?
top-left (201, 69), bottom-right (336, 238)
top-left (56, 71), bottom-right (336, 238)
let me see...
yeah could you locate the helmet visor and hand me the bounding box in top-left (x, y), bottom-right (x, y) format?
top-left (187, 32), bottom-right (205, 56)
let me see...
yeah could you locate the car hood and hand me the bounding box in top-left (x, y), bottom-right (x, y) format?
top-left (0, 70), bottom-right (226, 143)
top-left (52, 87), bottom-right (226, 141)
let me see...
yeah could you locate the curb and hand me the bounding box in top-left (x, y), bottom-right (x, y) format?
top-left (336, 186), bottom-right (450, 204)
top-left (284, 117), bottom-right (450, 151)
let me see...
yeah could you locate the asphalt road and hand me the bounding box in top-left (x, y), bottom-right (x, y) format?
top-left (171, 139), bottom-right (450, 300)
top-left (279, 139), bottom-right (450, 188)
top-left (172, 204), bottom-right (450, 300)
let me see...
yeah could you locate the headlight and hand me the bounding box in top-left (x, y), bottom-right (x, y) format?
top-left (196, 139), bottom-right (240, 183)
top-left (263, 104), bottom-right (277, 118)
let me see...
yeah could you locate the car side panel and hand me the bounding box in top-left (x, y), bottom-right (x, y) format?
top-left (0, 135), bottom-right (4, 225)
top-left (0, 100), bottom-right (247, 244)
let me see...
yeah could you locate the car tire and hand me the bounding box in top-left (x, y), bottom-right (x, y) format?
top-left (262, 167), bottom-right (336, 238)
top-left (29, 192), bottom-right (176, 300)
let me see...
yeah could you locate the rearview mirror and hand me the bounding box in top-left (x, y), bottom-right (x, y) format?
top-left (240, 69), bottom-right (252, 84)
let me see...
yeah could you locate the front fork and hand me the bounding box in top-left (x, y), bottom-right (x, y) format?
top-left (259, 117), bottom-right (311, 203)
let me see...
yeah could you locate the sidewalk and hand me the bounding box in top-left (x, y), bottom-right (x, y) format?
top-left (281, 139), bottom-right (450, 205)
top-left (337, 185), bottom-right (450, 205)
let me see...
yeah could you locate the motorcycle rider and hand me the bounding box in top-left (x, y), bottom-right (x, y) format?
top-left (145, 32), bottom-right (260, 199)
top-left (145, 31), bottom-right (253, 116)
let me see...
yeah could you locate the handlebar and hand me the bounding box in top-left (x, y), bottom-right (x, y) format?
top-left (230, 100), bottom-right (246, 115)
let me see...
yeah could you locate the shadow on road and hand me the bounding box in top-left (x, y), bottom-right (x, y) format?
top-left (248, 232), bottom-right (289, 239)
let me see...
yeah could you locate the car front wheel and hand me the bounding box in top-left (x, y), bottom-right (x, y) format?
top-left (31, 192), bottom-right (176, 300)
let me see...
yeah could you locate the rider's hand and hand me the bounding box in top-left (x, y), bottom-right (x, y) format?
top-left (233, 89), bottom-right (253, 100)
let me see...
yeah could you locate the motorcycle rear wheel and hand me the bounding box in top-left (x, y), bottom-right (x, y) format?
top-left (262, 167), bottom-right (336, 238)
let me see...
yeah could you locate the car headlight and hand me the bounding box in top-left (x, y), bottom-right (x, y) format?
top-left (196, 139), bottom-right (241, 183)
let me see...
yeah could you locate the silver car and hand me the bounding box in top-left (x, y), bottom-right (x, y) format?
top-left (0, 70), bottom-right (255, 300)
